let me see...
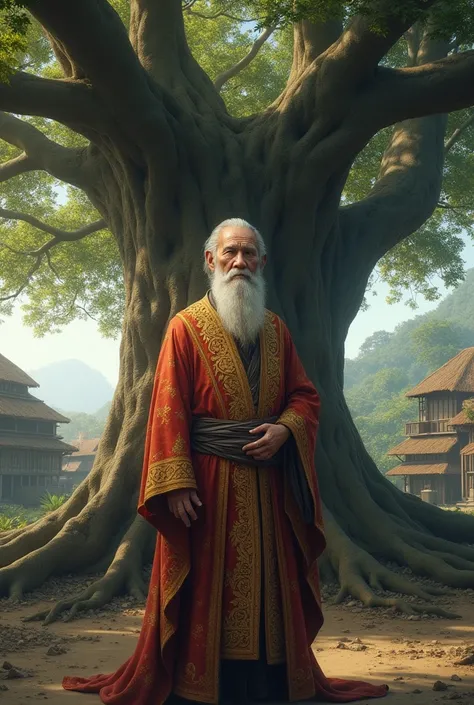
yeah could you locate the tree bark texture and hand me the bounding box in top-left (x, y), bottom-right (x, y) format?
top-left (1, 0), bottom-right (474, 622)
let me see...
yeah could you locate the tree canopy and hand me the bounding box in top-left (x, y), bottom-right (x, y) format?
top-left (1, 0), bottom-right (474, 336)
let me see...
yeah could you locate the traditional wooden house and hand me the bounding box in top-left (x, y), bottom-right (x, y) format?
top-left (0, 353), bottom-right (76, 505)
top-left (61, 435), bottom-right (100, 492)
top-left (386, 347), bottom-right (474, 505)
top-left (449, 401), bottom-right (474, 502)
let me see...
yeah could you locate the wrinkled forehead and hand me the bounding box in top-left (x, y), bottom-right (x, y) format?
top-left (217, 226), bottom-right (258, 252)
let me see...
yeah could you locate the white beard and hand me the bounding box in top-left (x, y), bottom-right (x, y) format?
top-left (211, 266), bottom-right (266, 345)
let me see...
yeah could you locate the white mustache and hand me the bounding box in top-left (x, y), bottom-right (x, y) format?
top-left (224, 269), bottom-right (253, 281)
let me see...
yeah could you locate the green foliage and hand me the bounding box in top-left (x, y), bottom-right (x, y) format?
top-left (0, 502), bottom-right (42, 526)
top-left (463, 398), bottom-right (474, 422)
top-left (40, 491), bottom-right (68, 513)
top-left (0, 1), bottom-right (29, 81)
top-left (411, 319), bottom-right (471, 370)
top-left (1, 1), bottom-right (474, 336)
top-left (59, 409), bottom-right (107, 443)
top-left (345, 271), bottom-right (474, 471)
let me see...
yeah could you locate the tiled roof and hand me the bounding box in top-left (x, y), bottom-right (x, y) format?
top-left (68, 438), bottom-right (100, 456)
top-left (0, 434), bottom-right (76, 452)
top-left (0, 396), bottom-right (69, 422)
top-left (386, 463), bottom-right (459, 476)
top-left (387, 436), bottom-right (458, 456)
top-left (0, 353), bottom-right (38, 387)
top-left (406, 347), bottom-right (474, 397)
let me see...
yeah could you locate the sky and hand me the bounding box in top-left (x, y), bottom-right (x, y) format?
top-left (1, 239), bottom-right (474, 389)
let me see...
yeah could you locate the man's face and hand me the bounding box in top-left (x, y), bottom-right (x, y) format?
top-left (206, 226), bottom-right (266, 278)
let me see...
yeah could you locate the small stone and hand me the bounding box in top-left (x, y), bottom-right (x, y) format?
top-left (0, 685), bottom-right (8, 692)
top-left (46, 645), bottom-right (67, 656)
top-left (407, 615), bottom-right (421, 621)
top-left (393, 676), bottom-right (404, 681)
top-left (336, 642), bottom-right (347, 649)
top-left (433, 681), bottom-right (448, 691)
top-left (450, 674), bottom-right (462, 682)
top-left (6, 667), bottom-right (29, 679)
top-left (411, 689), bottom-right (422, 694)
top-left (351, 644), bottom-right (367, 652)
top-left (353, 637), bottom-right (362, 644)
top-left (346, 600), bottom-right (357, 607)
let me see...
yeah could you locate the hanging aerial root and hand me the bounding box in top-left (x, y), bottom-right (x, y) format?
top-left (24, 516), bottom-right (153, 625)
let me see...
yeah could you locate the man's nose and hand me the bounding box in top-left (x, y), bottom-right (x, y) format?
top-left (233, 252), bottom-right (246, 268)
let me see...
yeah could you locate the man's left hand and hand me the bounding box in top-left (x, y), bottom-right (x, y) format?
top-left (243, 423), bottom-right (290, 461)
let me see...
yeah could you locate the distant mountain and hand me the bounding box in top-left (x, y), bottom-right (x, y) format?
top-left (28, 359), bottom-right (114, 414)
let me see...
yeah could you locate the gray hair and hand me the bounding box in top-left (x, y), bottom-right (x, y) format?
top-left (203, 218), bottom-right (266, 275)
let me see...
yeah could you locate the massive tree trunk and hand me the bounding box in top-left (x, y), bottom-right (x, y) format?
top-left (1, 0), bottom-right (474, 622)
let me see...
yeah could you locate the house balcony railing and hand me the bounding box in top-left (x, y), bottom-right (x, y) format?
top-left (405, 419), bottom-right (453, 436)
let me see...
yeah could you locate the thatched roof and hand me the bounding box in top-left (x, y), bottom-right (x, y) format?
top-left (406, 347), bottom-right (474, 397)
top-left (0, 353), bottom-right (38, 387)
top-left (387, 436), bottom-right (458, 456)
top-left (461, 442), bottom-right (474, 456)
top-left (386, 463), bottom-right (459, 476)
top-left (449, 408), bottom-right (474, 426)
top-left (0, 396), bottom-right (69, 423)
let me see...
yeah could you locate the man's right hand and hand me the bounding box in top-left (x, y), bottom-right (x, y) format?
top-left (167, 489), bottom-right (202, 527)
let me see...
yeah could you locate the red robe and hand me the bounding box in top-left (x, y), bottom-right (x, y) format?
top-left (63, 296), bottom-right (388, 703)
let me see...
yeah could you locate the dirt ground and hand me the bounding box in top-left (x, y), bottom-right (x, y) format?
top-left (0, 583), bottom-right (473, 705)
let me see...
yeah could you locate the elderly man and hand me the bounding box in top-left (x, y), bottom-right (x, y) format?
top-left (64, 219), bottom-right (387, 704)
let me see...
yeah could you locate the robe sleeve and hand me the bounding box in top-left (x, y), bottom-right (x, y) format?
top-left (276, 323), bottom-right (324, 530)
top-left (277, 324), bottom-right (320, 451)
top-left (138, 316), bottom-right (196, 527)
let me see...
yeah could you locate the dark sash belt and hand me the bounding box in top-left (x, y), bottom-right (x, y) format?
top-left (191, 416), bottom-right (314, 524)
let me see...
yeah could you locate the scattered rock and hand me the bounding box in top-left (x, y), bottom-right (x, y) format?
top-left (433, 681), bottom-right (449, 692)
top-left (336, 642), bottom-right (348, 649)
top-left (450, 675), bottom-right (462, 682)
top-left (407, 615), bottom-right (421, 621)
top-left (454, 653), bottom-right (474, 666)
top-left (411, 689), bottom-right (422, 694)
top-left (393, 676), bottom-right (404, 681)
top-left (351, 644), bottom-right (367, 652)
top-left (0, 685), bottom-right (8, 692)
top-left (46, 645), bottom-right (68, 656)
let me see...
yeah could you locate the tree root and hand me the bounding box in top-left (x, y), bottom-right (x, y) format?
top-left (0, 485), bottom-right (89, 564)
top-left (322, 506), bottom-right (463, 619)
top-left (23, 516), bottom-right (152, 625)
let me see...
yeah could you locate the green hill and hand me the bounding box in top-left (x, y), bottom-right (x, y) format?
top-left (345, 268), bottom-right (474, 473)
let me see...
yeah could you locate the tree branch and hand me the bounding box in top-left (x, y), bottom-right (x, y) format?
top-left (444, 111), bottom-right (474, 154)
top-left (0, 71), bottom-right (100, 127)
top-left (362, 51), bottom-right (474, 130)
top-left (214, 26), bottom-right (276, 93)
top-left (0, 111), bottom-right (87, 187)
top-left (341, 30), bottom-right (450, 266)
top-left (24, 0), bottom-right (168, 148)
top-left (0, 209), bottom-right (105, 249)
top-left (0, 211), bottom-right (105, 304)
top-left (314, 0), bottom-right (437, 93)
top-left (291, 18), bottom-right (343, 77)
top-left (130, 0), bottom-right (224, 114)
top-left (0, 153), bottom-right (35, 182)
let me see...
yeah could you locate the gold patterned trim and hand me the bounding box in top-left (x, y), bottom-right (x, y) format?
top-left (221, 464), bottom-right (261, 660)
top-left (181, 297), bottom-right (254, 421)
top-left (177, 310), bottom-right (227, 419)
top-left (258, 312), bottom-right (283, 417)
top-left (174, 459), bottom-right (230, 703)
top-left (144, 456), bottom-right (196, 503)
